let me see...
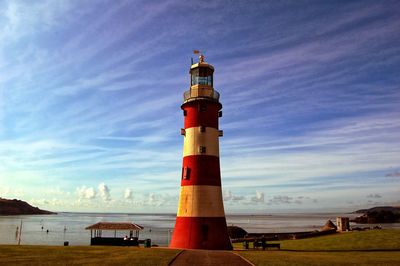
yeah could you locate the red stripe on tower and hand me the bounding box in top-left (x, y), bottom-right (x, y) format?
top-left (183, 101), bottom-right (221, 129)
top-left (170, 54), bottom-right (232, 250)
top-left (181, 155), bottom-right (221, 186)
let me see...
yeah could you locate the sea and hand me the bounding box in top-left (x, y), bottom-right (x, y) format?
top-left (1, 212), bottom-right (399, 246)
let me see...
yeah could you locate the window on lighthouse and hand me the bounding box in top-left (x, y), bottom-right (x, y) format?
top-left (199, 146), bottom-right (206, 154)
top-left (191, 68), bottom-right (213, 86)
top-left (182, 167), bottom-right (190, 180)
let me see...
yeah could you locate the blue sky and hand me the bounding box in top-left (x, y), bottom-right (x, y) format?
top-left (0, 0), bottom-right (399, 213)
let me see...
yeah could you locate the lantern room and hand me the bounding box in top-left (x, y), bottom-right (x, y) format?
top-left (184, 55), bottom-right (219, 103)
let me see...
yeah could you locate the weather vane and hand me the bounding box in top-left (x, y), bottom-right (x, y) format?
top-left (192, 50), bottom-right (204, 64)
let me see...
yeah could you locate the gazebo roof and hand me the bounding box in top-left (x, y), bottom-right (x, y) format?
top-left (85, 222), bottom-right (143, 231)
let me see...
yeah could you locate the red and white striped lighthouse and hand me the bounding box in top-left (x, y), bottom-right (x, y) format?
top-left (170, 54), bottom-right (232, 250)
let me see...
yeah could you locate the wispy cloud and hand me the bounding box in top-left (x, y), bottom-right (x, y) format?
top-left (1, 0), bottom-right (399, 212)
top-left (367, 194), bottom-right (382, 199)
top-left (385, 171), bottom-right (400, 178)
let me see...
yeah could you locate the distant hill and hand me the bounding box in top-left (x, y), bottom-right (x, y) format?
top-left (352, 206), bottom-right (400, 224)
top-left (0, 198), bottom-right (55, 215)
top-left (354, 206), bottom-right (400, 214)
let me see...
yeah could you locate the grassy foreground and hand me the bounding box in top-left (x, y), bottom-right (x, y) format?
top-left (237, 251), bottom-right (400, 266)
top-left (1, 230), bottom-right (400, 265)
top-left (236, 229), bottom-right (400, 266)
top-left (0, 245), bottom-right (180, 266)
top-left (278, 229), bottom-right (400, 251)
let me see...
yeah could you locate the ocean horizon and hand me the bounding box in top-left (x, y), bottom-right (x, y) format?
top-left (1, 212), bottom-right (399, 247)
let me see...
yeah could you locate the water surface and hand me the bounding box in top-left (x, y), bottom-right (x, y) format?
top-left (1, 212), bottom-right (398, 246)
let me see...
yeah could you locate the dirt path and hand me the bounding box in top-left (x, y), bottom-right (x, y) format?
top-left (169, 250), bottom-right (253, 266)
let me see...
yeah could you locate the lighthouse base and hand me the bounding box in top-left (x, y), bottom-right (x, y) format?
top-left (170, 217), bottom-right (232, 250)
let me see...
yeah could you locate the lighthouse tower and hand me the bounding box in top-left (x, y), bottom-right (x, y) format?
top-left (170, 55), bottom-right (232, 250)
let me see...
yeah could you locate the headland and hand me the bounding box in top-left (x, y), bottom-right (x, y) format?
top-left (0, 198), bottom-right (55, 215)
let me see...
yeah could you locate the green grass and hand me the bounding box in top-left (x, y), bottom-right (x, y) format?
top-left (237, 251), bottom-right (400, 266)
top-left (2, 230), bottom-right (400, 266)
top-left (236, 230), bottom-right (400, 266)
top-left (0, 245), bottom-right (180, 266)
top-left (280, 229), bottom-right (400, 251)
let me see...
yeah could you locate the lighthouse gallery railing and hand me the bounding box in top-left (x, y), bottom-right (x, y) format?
top-left (183, 88), bottom-right (220, 102)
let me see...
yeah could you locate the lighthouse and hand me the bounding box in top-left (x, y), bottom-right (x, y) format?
top-left (170, 54), bottom-right (232, 250)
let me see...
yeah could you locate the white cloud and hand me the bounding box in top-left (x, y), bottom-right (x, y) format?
top-left (366, 194), bottom-right (382, 199)
top-left (124, 188), bottom-right (133, 200)
top-left (268, 195), bottom-right (293, 205)
top-left (141, 192), bottom-right (177, 207)
top-left (267, 195), bottom-right (318, 205)
top-left (1, 1), bottom-right (399, 213)
top-left (98, 183), bottom-right (111, 201)
top-left (77, 186), bottom-right (96, 200)
top-left (0, 1), bottom-right (74, 42)
top-left (386, 171), bottom-right (400, 178)
top-left (251, 191), bottom-right (265, 203)
top-left (147, 193), bottom-right (156, 205)
top-left (223, 190), bottom-right (245, 202)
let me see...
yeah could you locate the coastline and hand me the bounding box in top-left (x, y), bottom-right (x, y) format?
top-left (1, 212), bottom-right (399, 247)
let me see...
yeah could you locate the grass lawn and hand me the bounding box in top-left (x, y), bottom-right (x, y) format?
top-left (2, 230), bottom-right (400, 265)
top-left (0, 245), bottom-right (180, 266)
top-left (279, 229), bottom-right (400, 251)
top-left (236, 229), bottom-right (400, 266)
top-left (238, 251), bottom-right (400, 266)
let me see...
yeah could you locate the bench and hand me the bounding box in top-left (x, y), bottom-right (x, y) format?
top-left (265, 243), bottom-right (280, 249)
top-left (253, 240), bottom-right (280, 250)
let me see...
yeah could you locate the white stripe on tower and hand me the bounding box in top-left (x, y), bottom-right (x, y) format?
top-left (183, 127), bottom-right (220, 157)
top-left (177, 186), bottom-right (225, 217)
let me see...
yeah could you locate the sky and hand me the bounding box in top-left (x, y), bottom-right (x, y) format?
top-left (0, 0), bottom-right (399, 213)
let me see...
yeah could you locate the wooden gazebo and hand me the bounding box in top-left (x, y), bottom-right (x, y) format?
top-left (85, 222), bottom-right (143, 246)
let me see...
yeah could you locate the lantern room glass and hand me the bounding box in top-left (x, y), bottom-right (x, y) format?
top-left (191, 67), bottom-right (213, 86)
